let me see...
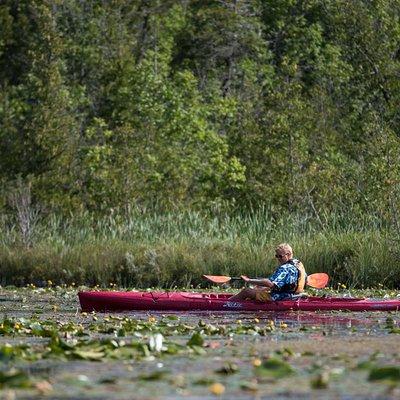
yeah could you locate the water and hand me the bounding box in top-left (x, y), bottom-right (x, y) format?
top-left (1, 287), bottom-right (399, 399)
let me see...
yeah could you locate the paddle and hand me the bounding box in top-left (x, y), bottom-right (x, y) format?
top-left (203, 272), bottom-right (329, 289)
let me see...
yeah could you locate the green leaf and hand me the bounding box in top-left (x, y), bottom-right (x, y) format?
top-left (187, 332), bottom-right (204, 347)
top-left (138, 370), bottom-right (169, 381)
top-left (356, 360), bottom-right (375, 370)
top-left (190, 345), bottom-right (206, 355)
top-left (194, 377), bottom-right (216, 386)
top-left (216, 362), bottom-right (239, 374)
top-left (166, 315), bottom-right (179, 321)
top-left (368, 366), bottom-right (400, 382)
top-left (117, 328), bottom-right (126, 337)
top-left (0, 369), bottom-right (32, 388)
top-left (255, 357), bottom-right (294, 379)
top-left (310, 372), bottom-right (329, 389)
top-left (240, 381), bottom-right (259, 392)
top-left (99, 377), bottom-right (118, 384)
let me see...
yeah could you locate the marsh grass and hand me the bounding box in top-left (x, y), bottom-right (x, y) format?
top-left (0, 207), bottom-right (398, 288)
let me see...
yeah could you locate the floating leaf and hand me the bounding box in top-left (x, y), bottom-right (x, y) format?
top-left (276, 347), bottom-right (295, 357)
top-left (63, 374), bottom-right (92, 387)
top-left (356, 360), bottom-right (375, 370)
top-left (190, 345), bottom-right (206, 355)
top-left (300, 326), bottom-right (308, 331)
top-left (0, 343), bottom-right (33, 362)
top-left (99, 377), bottom-right (118, 384)
top-left (117, 328), bottom-right (126, 337)
top-left (139, 370), bottom-right (169, 381)
top-left (368, 366), bottom-right (400, 382)
top-left (107, 346), bottom-right (136, 360)
top-left (216, 362), bottom-right (239, 374)
top-left (194, 377), bottom-right (216, 386)
top-left (198, 320), bottom-right (206, 328)
top-left (162, 342), bottom-right (184, 355)
top-left (240, 381), bottom-right (259, 392)
top-left (138, 344), bottom-right (150, 358)
top-left (0, 369), bottom-right (32, 389)
top-left (170, 374), bottom-right (185, 388)
top-left (385, 317), bottom-right (394, 328)
top-left (187, 332), bottom-right (204, 347)
top-left (255, 357), bottom-right (294, 379)
top-left (310, 372), bottom-right (329, 389)
top-left (48, 336), bottom-right (75, 355)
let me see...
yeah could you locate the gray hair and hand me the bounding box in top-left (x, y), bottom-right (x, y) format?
top-left (275, 243), bottom-right (293, 255)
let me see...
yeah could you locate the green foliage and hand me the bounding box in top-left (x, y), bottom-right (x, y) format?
top-left (0, 368), bottom-right (33, 389)
top-left (0, 0), bottom-right (398, 216)
top-left (254, 357), bottom-right (294, 379)
top-left (368, 366), bottom-right (400, 382)
top-left (0, 208), bottom-right (399, 288)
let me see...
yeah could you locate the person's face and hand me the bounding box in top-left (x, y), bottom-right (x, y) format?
top-left (275, 251), bottom-right (291, 265)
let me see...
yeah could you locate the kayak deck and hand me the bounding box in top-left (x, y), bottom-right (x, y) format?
top-left (78, 291), bottom-right (400, 312)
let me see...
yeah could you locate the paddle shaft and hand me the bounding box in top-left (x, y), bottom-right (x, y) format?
top-left (203, 272), bottom-right (329, 289)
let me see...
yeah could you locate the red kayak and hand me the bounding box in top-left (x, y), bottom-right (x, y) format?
top-left (78, 291), bottom-right (400, 312)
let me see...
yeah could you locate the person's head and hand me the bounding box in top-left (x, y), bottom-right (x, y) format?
top-left (275, 243), bottom-right (293, 264)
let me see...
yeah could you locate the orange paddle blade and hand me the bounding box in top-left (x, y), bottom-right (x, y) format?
top-left (203, 275), bottom-right (232, 284)
top-left (307, 273), bottom-right (329, 289)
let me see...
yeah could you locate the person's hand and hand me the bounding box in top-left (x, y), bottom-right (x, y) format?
top-left (241, 275), bottom-right (250, 282)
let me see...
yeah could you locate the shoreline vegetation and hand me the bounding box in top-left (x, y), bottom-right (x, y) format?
top-left (1, 208), bottom-right (398, 289)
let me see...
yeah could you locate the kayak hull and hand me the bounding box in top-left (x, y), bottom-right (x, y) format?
top-left (78, 291), bottom-right (400, 312)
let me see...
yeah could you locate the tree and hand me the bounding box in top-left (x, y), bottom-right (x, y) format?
top-left (0, 1), bottom-right (79, 210)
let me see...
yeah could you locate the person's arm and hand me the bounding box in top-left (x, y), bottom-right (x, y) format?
top-left (241, 276), bottom-right (275, 288)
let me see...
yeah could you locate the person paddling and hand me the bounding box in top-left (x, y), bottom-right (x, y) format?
top-left (229, 243), bottom-right (306, 302)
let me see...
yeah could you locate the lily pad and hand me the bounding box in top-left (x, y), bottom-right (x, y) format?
top-left (72, 349), bottom-right (105, 361)
top-left (0, 369), bottom-right (32, 389)
top-left (166, 315), bottom-right (179, 321)
top-left (187, 332), bottom-right (204, 347)
top-left (216, 362), bottom-right (239, 374)
top-left (368, 366), bottom-right (400, 382)
top-left (255, 357), bottom-right (294, 379)
top-left (194, 377), bottom-right (216, 386)
top-left (240, 381), bottom-right (259, 392)
top-left (310, 372), bottom-right (329, 389)
top-left (356, 360), bottom-right (375, 370)
top-left (139, 370), bottom-right (170, 381)
top-left (190, 345), bottom-right (206, 355)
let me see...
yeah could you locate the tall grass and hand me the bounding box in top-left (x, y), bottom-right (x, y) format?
top-left (0, 207), bottom-right (398, 288)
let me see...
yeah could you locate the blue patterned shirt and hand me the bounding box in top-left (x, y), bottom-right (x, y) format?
top-left (269, 259), bottom-right (304, 301)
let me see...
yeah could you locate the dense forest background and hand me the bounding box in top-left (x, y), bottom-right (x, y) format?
top-left (1, 0), bottom-right (400, 287)
top-left (1, 0), bottom-right (399, 216)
